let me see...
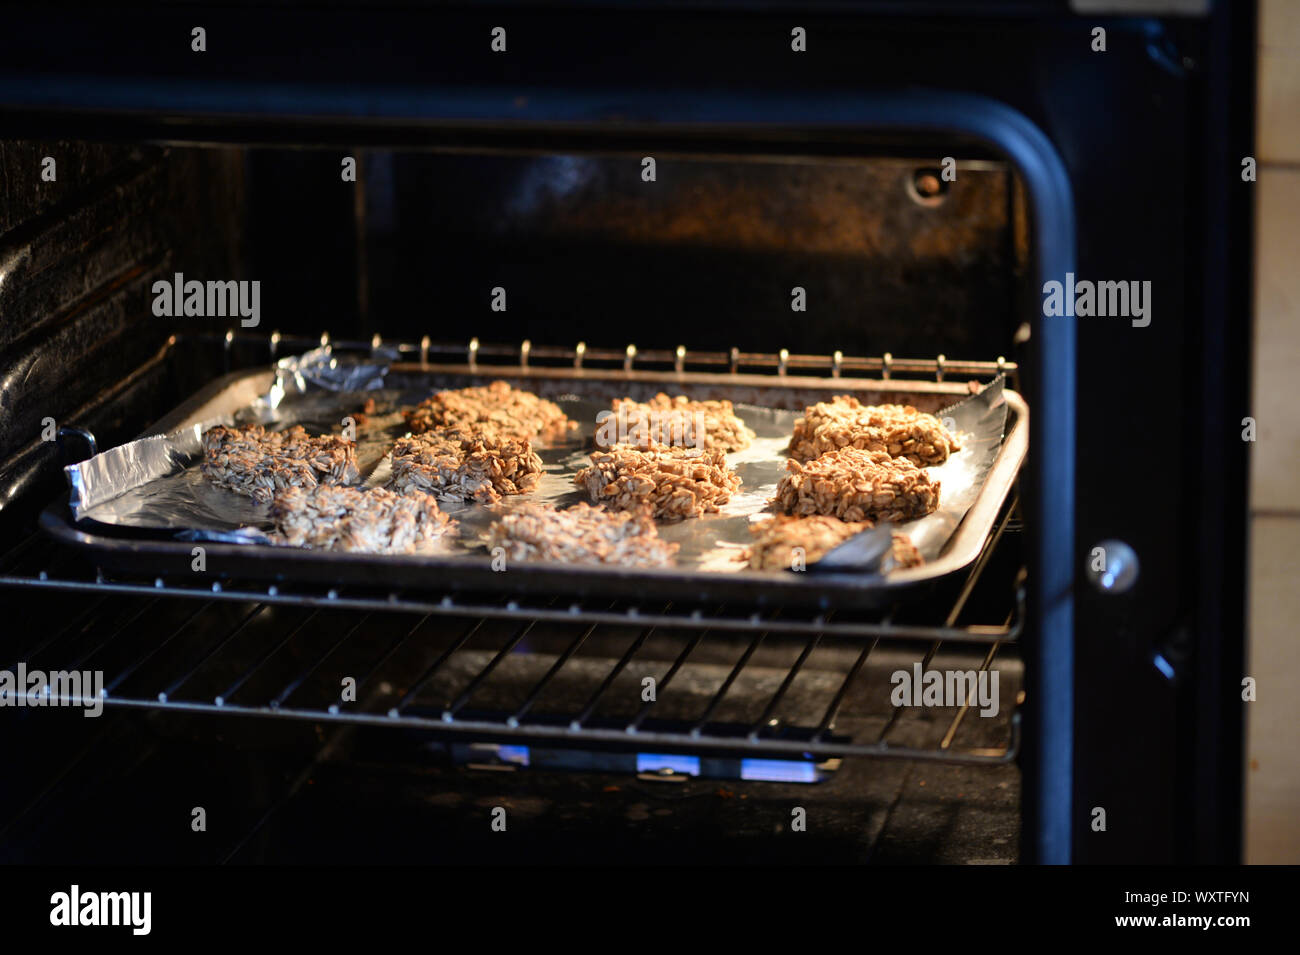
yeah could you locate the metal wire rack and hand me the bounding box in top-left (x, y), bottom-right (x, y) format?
top-left (0, 500), bottom-right (1022, 764)
top-left (0, 332), bottom-right (1024, 766)
top-left (229, 329), bottom-right (1019, 385)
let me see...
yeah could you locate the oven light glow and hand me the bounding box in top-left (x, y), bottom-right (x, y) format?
top-left (740, 759), bottom-right (819, 783)
top-left (636, 753), bottom-right (700, 776)
top-left (495, 745), bottom-right (530, 766)
top-left (1152, 653), bottom-right (1175, 680)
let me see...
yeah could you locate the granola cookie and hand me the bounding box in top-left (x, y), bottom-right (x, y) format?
top-left (387, 429), bottom-right (543, 505)
top-left (402, 380), bottom-right (575, 444)
top-left (270, 485), bottom-right (453, 554)
top-left (746, 514), bottom-right (924, 571)
top-left (888, 531), bottom-right (924, 569)
top-left (201, 424), bottom-right (360, 504)
top-left (774, 447), bottom-right (940, 523)
top-left (575, 442), bottom-right (740, 521)
top-left (487, 502), bottom-right (678, 567)
top-left (746, 514), bottom-right (873, 570)
top-left (788, 397), bottom-right (960, 466)
top-left (595, 393), bottom-right (755, 452)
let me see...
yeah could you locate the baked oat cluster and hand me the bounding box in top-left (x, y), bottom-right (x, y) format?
top-left (387, 429), bottom-right (544, 505)
top-left (487, 502), bottom-right (678, 567)
top-left (888, 531), bottom-right (923, 570)
top-left (788, 397), bottom-right (960, 466)
top-left (774, 447), bottom-right (940, 523)
top-left (201, 424), bottom-right (360, 504)
top-left (575, 443), bottom-right (741, 521)
top-left (269, 485), bottom-right (454, 554)
top-left (747, 514), bottom-right (870, 570)
top-left (746, 514), bottom-right (924, 571)
top-left (402, 380), bottom-right (575, 443)
top-left (596, 393), bottom-right (756, 452)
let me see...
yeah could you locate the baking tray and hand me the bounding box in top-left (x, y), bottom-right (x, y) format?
top-left (39, 362), bottom-right (1027, 611)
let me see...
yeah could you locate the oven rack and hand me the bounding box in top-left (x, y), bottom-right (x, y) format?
top-left (1, 332), bottom-right (1023, 764)
top-left (3, 483), bottom-right (1022, 643)
top-left (0, 494), bottom-right (1022, 763)
top-left (223, 330), bottom-right (1018, 384)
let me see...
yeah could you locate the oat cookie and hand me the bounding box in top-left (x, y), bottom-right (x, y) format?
top-left (270, 485), bottom-right (454, 554)
top-left (575, 442), bottom-right (740, 521)
top-left (774, 447), bottom-right (940, 523)
top-left (888, 531), bottom-right (924, 569)
top-left (746, 514), bottom-right (874, 570)
top-left (789, 397), bottom-right (960, 466)
top-left (487, 502), bottom-right (678, 567)
top-left (596, 393), bottom-right (756, 452)
top-left (387, 429), bottom-right (543, 505)
top-left (403, 380), bottom-right (575, 443)
top-left (201, 424), bottom-right (360, 504)
top-left (746, 514), bottom-right (924, 571)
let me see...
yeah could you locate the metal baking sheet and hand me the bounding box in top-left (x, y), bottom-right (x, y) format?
top-left (41, 361), bottom-right (1027, 611)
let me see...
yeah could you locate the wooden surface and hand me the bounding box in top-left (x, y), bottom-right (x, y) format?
top-left (1247, 0), bottom-right (1300, 865)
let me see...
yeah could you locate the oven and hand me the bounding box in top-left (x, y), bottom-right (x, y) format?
top-left (0, 0), bottom-right (1254, 867)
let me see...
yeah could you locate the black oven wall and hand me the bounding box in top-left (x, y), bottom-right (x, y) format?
top-left (339, 152), bottom-right (1024, 359)
top-left (0, 142), bottom-right (245, 535)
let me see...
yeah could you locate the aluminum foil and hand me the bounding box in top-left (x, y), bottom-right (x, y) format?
top-left (265, 343), bottom-right (395, 409)
top-left (63, 356), bottom-right (1008, 575)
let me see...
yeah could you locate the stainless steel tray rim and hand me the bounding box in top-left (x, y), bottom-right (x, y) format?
top-left (44, 362), bottom-right (1028, 612)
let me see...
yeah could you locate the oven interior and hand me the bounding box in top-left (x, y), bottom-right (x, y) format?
top-left (0, 140), bottom-right (1034, 862)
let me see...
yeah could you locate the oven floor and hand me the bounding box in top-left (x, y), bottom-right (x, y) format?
top-left (0, 709), bottom-right (1019, 864)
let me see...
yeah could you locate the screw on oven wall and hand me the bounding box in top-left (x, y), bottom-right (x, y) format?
top-left (915, 172), bottom-right (942, 197)
top-left (1087, 540), bottom-right (1138, 593)
top-left (908, 166), bottom-right (952, 206)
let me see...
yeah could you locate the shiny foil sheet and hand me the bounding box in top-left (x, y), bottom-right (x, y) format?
top-left (63, 351), bottom-right (1007, 574)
